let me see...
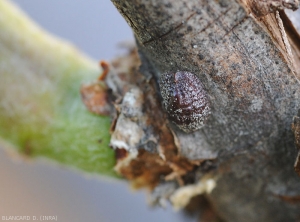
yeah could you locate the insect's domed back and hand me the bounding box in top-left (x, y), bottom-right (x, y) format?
top-left (159, 71), bottom-right (211, 132)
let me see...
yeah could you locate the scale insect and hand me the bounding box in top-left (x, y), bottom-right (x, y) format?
top-left (159, 71), bottom-right (211, 133)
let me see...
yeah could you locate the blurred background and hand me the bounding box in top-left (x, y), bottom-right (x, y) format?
top-left (0, 1), bottom-right (196, 222)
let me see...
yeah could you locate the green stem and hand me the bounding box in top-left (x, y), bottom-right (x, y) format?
top-left (0, 0), bottom-right (116, 177)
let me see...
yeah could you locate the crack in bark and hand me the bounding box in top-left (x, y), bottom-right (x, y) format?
top-left (198, 7), bottom-right (231, 35)
top-left (223, 15), bottom-right (249, 38)
top-left (143, 12), bottom-right (196, 45)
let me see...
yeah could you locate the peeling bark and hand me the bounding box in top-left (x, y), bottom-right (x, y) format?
top-left (100, 50), bottom-right (209, 189)
top-left (92, 0), bottom-right (300, 221)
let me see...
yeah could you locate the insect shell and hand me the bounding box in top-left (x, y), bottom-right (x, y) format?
top-left (159, 71), bottom-right (211, 133)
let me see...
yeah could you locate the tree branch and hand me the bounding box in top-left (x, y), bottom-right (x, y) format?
top-left (110, 0), bottom-right (300, 221)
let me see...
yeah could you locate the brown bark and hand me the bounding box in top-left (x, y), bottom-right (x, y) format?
top-left (109, 0), bottom-right (300, 221)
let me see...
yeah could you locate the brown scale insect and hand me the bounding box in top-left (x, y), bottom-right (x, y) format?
top-left (159, 71), bottom-right (211, 133)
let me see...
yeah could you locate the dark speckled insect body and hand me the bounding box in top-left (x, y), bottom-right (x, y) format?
top-left (159, 71), bottom-right (211, 133)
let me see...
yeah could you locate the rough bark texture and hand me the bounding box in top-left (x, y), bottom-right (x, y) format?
top-left (109, 0), bottom-right (300, 221)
